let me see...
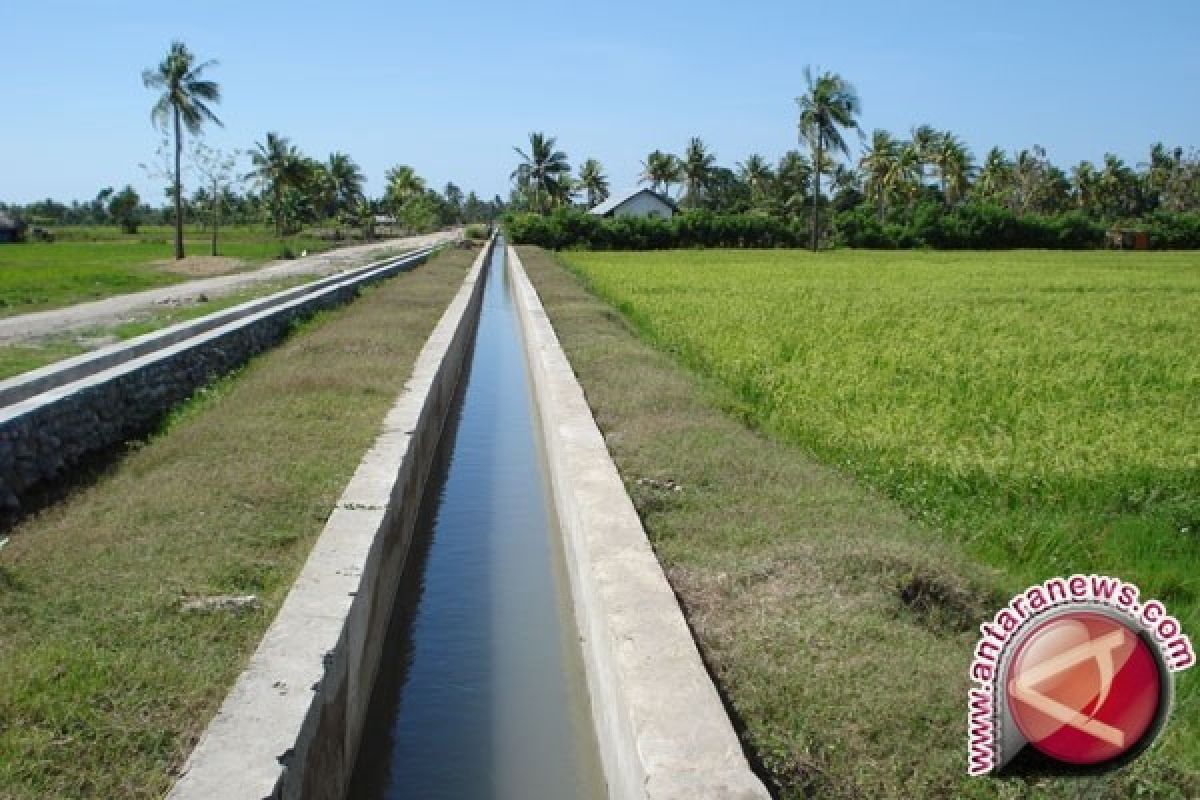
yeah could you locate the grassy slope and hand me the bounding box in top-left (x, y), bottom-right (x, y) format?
top-left (520, 246), bottom-right (1199, 798)
top-left (0, 246), bottom-right (474, 798)
top-left (0, 225), bottom-right (337, 316)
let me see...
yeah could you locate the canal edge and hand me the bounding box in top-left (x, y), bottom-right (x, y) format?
top-left (508, 245), bottom-right (771, 800)
top-left (166, 236), bottom-right (496, 800)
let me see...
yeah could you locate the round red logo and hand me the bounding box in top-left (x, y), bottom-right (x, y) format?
top-left (1006, 611), bottom-right (1164, 766)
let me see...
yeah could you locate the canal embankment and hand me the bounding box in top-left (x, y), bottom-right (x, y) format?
top-left (0, 245), bottom-right (479, 800)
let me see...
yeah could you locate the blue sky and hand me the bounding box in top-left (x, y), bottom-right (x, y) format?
top-left (3, 0), bottom-right (1198, 205)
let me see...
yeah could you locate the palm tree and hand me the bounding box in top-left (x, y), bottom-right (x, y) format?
top-left (511, 132), bottom-right (570, 214)
top-left (1071, 160), bottom-right (1100, 214)
top-left (859, 130), bottom-right (900, 221)
top-left (975, 147), bottom-right (1014, 207)
top-left (384, 165), bottom-right (426, 211)
top-left (143, 41), bottom-right (222, 259)
top-left (546, 172), bottom-right (576, 209)
top-left (772, 150), bottom-right (812, 218)
top-left (796, 66), bottom-right (862, 251)
top-left (250, 132), bottom-right (302, 235)
top-left (640, 150), bottom-right (683, 199)
top-left (327, 152), bottom-right (365, 215)
top-left (931, 132), bottom-right (975, 206)
top-left (737, 154), bottom-right (773, 209)
top-left (578, 158), bottom-right (610, 208)
top-left (909, 124), bottom-right (941, 190)
top-left (682, 137), bottom-right (717, 208)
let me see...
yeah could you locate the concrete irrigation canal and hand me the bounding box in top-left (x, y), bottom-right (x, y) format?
top-left (347, 241), bottom-right (605, 798)
top-left (166, 236), bottom-right (769, 799)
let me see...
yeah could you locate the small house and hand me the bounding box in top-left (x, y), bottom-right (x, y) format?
top-left (588, 188), bottom-right (677, 220)
top-left (0, 211), bottom-right (26, 244)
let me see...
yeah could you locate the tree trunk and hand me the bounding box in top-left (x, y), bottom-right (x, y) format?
top-left (211, 178), bottom-right (219, 257)
top-left (811, 139), bottom-right (822, 252)
top-left (173, 106), bottom-right (185, 260)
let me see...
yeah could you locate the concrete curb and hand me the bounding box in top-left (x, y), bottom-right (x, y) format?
top-left (0, 245), bottom-right (441, 408)
top-left (0, 245), bottom-right (444, 509)
top-left (167, 236), bottom-right (495, 800)
top-left (508, 246), bottom-right (770, 800)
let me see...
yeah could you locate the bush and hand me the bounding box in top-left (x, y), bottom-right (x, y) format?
top-left (1143, 211), bottom-right (1200, 249)
top-left (503, 209), bottom-right (806, 250)
top-left (464, 224), bottom-right (489, 240)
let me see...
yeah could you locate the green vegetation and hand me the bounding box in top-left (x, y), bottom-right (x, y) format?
top-left (0, 225), bottom-right (334, 315)
top-left (519, 245), bottom-right (1199, 798)
top-left (505, 69), bottom-right (1199, 250)
top-left (511, 132), bottom-right (573, 213)
top-left (563, 249), bottom-right (1200, 621)
top-left (503, 206), bottom-right (1200, 250)
top-left (0, 246), bottom-right (476, 798)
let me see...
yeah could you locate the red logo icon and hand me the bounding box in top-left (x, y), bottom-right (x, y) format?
top-left (1006, 611), bottom-right (1164, 766)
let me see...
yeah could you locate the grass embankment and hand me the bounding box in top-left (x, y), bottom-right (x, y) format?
top-left (519, 246), bottom-right (1199, 798)
top-left (0, 225), bottom-right (339, 316)
top-left (0, 245), bottom-right (475, 798)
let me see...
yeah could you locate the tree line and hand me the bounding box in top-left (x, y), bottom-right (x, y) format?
top-left (1, 41), bottom-right (499, 256)
top-left (506, 67), bottom-right (1200, 249)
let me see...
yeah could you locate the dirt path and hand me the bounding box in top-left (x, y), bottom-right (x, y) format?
top-left (0, 230), bottom-right (461, 344)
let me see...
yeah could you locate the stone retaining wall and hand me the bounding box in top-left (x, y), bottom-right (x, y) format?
top-left (0, 247), bottom-right (438, 510)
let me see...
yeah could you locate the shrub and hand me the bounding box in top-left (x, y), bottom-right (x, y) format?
top-left (464, 224), bottom-right (489, 240)
top-left (1144, 211), bottom-right (1200, 249)
top-left (503, 209), bottom-right (805, 250)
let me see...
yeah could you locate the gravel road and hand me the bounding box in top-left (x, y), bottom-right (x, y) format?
top-left (0, 229), bottom-right (462, 344)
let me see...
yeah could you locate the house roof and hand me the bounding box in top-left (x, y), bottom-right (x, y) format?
top-left (587, 187), bottom-right (677, 216)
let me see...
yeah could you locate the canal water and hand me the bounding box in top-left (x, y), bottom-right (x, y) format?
top-left (348, 241), bottom-right (605, 799)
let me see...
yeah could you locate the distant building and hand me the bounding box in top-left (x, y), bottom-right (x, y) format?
top-left (587, 188), bottom-right (677, 220)
top-left (0, 211), bottom-right (26, 244)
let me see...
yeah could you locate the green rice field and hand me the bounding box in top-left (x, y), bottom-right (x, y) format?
top-left (561, 249), bottom-right (1200, 639)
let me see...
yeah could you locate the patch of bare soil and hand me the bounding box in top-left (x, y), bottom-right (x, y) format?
top-left (154, 255), bottom-right (245, 277)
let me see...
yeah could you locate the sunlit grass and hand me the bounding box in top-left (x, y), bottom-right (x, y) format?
top-left (0, 225), bottom-right (338, 315)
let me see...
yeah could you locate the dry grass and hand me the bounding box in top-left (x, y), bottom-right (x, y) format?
top-left (517, 246), bottom-right (1199, 799)
top-left (0, 246), bottom-right (475, 798)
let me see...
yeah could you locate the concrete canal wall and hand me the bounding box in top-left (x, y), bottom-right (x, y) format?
top-left (168, 237), bottom-right (493, 800)
top-left (509, 246), bottom-right (770, 800)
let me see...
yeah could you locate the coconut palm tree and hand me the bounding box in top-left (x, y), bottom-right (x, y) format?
top-left (1071, 160), bottom-right (1100, 214)
top-left (511, 132), bottom-right (570, 214)
top-left (384, 165), bottom-right (426, 212)
top-left (250, 132), bottom-right (303, 235)
top-left (975, 147), bottom-right (1014, 207)
top-left (578, 158), bottom-right (610, 208)
top-left (909, 124), bottom-right (941, 190)
top-left (326, 152), bottom-right (365, 215)
top-left (640, 150), bottom-right (683, 199)
top-left (796, 66), bottom-right (862, 251)
top-left (681, 137), bottom-right (717, 208)
top-left (931, 132), bottom-right (976, 206)
top-left (772, 150), bottom-right (812, 218)
top-left (859, 130), bottom-right (901, 221)
top-left (737, 154), bottom-right (773, 209)
top-left (143, 41), bottom-right (222, 259)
